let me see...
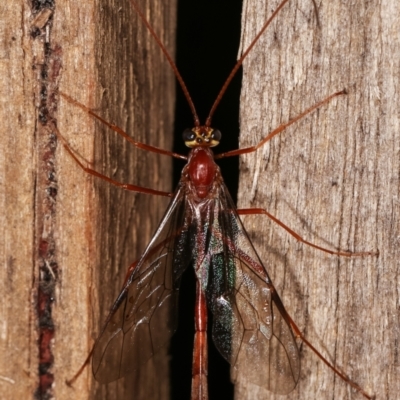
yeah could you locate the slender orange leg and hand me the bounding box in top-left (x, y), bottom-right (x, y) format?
top-left (270, 288), bottom-right (374, 400)
top-left (210, 225), bottom-right (374, 400)
top-left (65, 349), bottom-right (93, 386)
top-left (65, 257), bottom-right (140, 387)
top-left (60, 92), bottom-right (187, 160)
top-left (191, 280), bottom-right (208, 400)
top-left (52, 123), bottom-right (172, 198)
top-left (238, 208), bottom-right (378, 257)
top-left (66, 226), bottom-right (185, 386)
top-left (215, 91), bottom-right (346, 160)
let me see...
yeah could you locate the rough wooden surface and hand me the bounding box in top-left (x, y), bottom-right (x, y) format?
top-left (54, 0), bottom-right (176, 399)
top-left (237, 0), bottom-right (399, 399)
top-left (0, 0), bottom-right (175, 399)
top-left (0, 2), bottom-right (37, 399)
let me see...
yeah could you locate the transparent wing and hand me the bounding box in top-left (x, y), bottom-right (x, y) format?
top-left (208, 184), bottom-right (300, 394)
top-left (92, 187), bottom-right (193, 383)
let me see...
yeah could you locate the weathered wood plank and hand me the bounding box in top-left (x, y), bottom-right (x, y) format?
top-left (238, 0), bottom-right (399, 398)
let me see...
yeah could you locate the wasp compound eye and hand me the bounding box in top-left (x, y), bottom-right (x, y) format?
top-left (211, 129), bottom-right (221, 141)
top-left (183, 129), bottom-right (196, 142)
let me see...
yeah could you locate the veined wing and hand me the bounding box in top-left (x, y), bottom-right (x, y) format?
top-left (207, 183), bottom-right (300, 394)
top-left (92, 186), bottom-right (193, 383)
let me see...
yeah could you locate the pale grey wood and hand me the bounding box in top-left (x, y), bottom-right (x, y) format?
top-left (0, 0), bottom-right (176, 399)
top-left (237, 0), bottom-right (398, 399)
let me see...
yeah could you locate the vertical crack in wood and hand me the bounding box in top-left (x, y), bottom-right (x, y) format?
top-left (30, 2), bottom-right (62, 399)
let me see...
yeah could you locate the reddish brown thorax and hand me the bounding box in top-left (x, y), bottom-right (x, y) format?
top-left (187, 147), bottom-right (217, 199)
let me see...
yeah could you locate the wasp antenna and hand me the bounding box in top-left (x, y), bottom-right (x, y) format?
top-left (129, 0), bottom-right (200, 126)
top-left (206, 0), bottom-right (291, 126)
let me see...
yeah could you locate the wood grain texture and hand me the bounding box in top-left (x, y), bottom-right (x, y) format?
top-left (0, 0), bottom-right (176, 399)
top-left (0, 2), bottom-right (37, 399)
top-left (54, 0), bottom-right (176, 399)
top-left (237, 0), bottom-right (399, 399)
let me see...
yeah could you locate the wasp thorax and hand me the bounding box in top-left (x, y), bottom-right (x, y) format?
top-left (183, 127), bottom-right (222, 148)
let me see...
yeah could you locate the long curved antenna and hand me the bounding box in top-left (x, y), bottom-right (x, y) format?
top-left (129, 0), bottom-right (200, 126)
top-left (205, 0), bottom-right (291, 127)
